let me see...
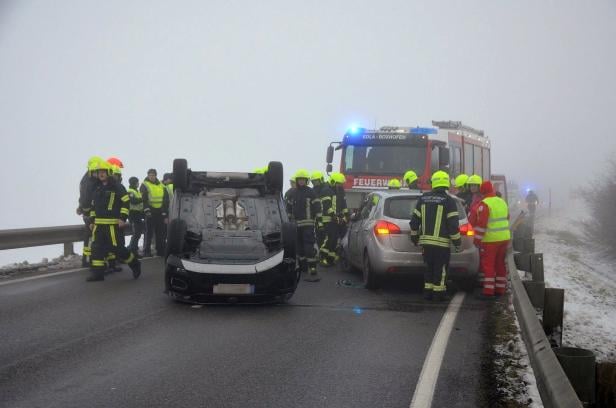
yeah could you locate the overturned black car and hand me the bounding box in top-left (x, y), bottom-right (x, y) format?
top-left (164, 159), bottom-right (299, 304)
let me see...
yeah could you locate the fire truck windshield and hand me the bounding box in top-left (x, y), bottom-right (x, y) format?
top-left (343, 145), bottom-right (427, 175)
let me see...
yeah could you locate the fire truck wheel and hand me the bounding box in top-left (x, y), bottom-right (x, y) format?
top-left (266, 161), bottom-right (283, 192)
top-left (173, 158), bottom-right (188, 191)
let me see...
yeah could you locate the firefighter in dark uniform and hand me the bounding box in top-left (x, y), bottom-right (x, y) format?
top-left (310, 171), bottom-right (337, 266)
top-left (140, 169), bottom-right (170, 257)
top-left (284, 175), bottom-right (297, 220)
top-left (87, 161), bottom-right (141, 282)
top-left (330, 172), bottom-right (349, 262)
top-left (293, 170), bottom-right (322, 282)
top-left (127, 176), bottom-right (145, 256)
top-left (410, 171), bottom-right (461, 301)
top-left (77, 156), bottom-right (103, 267)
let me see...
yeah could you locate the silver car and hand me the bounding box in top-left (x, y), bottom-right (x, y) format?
top-left (340, 190), bottom-right (479, 289)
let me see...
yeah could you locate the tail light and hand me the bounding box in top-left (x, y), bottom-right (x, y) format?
top-left (374, 220), bottom-right (401, 235)
top-left (459, 223), bottom-right (475, 236)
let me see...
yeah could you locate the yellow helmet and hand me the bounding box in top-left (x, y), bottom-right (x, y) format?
top-left (454, 174), bottom-right (469, 188)
top-left (403, 170), bottom-right (418, 185)
top-left (87, 156), bottom-right (104, 172)
top-left (388, 179), bottom-right (401, 189)
top-left (329, 172), bottom-right (346, 185)
top-left (253, 166), bottom-right (267, 174)
top-left (290, 174), bottom-right (297, 182)
top-left (295, 169), bottom-right (310, 180)
top-left (431, 171), bottom-right (450, 189)
top-left (310, 170), bottom-right (324, 181)
top-left (467, 174), bottom-right (483, 185)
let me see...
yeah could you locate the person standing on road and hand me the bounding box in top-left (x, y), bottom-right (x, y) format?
top-left (127, 176), bottom-right (145, 256)
top-left (163, 173), bottom-right (174, 202)
top-left (293, 170), bottom-right (322, 282)
top-left (311, 171), bottom-right (336, 267)
top-left (473, 181), bottom-right (511, 299)
top-left (87, 161), bottom-right (141, 282)
top-left (410, 171), bottom-right (461, 301)
top-left (140, 169), bottom-right (169, 257)
top-left (465, 174), bottom-right (482, 216)
top-left (330, 172), bottom-right (349, 259)
top-left (388, 179), bottom-right (401, 190)
top-left (284, 175), bottom-right (297, 220)
top-left (454, 174), bottom-right (471, 201)
top-left (403, 170), bottom-right (419, 190)
top-left (77, 156), bottom-right (103, 267)
top-left (525, 190), bottom-right (539, 216)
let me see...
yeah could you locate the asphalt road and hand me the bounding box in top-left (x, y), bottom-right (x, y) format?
top-left (0, 258), bottom-right (491, 408)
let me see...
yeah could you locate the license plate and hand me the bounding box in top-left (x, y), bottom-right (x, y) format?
top-left (213, 284), bottom-right (254, 295)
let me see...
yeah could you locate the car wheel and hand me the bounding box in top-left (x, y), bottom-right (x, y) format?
top-left (363, 251), bottom-right (379, 290)
top-left (165, 219), bottom-right (187, 258)
top-left (173, 158), bottom-right (189, 191)
top-left (277, 292), bottom-right (294, 304)
top-left (281, 221), bottom-right (297, 259)
top-left (266, 161), bottom-right (283, 193)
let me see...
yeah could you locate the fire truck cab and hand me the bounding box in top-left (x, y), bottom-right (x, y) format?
top-left (325, 121), bottom-right (491, 210)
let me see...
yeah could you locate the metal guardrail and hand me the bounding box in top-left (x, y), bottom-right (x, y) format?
top-left (0, 224), bottom-right (133, 255)
top-left (508, 251), bottom-right (583, 408)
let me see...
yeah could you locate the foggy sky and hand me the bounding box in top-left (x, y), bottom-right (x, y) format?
top-left (1, 0), bottom-right (615, 234)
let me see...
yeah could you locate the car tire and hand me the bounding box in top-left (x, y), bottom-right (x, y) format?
top-left (173, 158), bottom-right (189, 191)
top-left (363, 251), bottom-right (379, 290)
top-left (165, 219), bottom-right (187, 258)
top-left (266, 161), bottom-right (283, 192)
top-left (281, 221), bottom-right (297, 259)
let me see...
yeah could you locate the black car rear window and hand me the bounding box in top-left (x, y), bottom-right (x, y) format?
top-left (384, 197), bottom-right (418, 220)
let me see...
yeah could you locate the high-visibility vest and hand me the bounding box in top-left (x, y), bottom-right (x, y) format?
top-left (144, 180), bottom-right (165, 209)
top-left (482, 196), bottom-right (511, 242)
top-left (128, 188), bottom-right (144, 212)
top-left (166, 183), bottom-right (174, 201)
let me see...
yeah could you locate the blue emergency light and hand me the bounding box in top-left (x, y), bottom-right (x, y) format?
top-left (347, 125), bottom-right (362, 135)
top-left (410, 127), bottom-right (437, 135)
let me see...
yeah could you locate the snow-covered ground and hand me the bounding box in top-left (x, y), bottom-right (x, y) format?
top-left (534, 201), bottom-right (616, 362)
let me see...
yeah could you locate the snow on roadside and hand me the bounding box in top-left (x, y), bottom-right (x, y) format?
top-left (534, 201), bottom-right (616, 362)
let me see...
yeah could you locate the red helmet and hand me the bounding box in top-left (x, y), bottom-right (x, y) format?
top-left (107, 157), bottom-right (124, 168)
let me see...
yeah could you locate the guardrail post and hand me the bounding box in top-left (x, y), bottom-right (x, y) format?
top-left (543, 288), bottom-right (564, 347)
top-left (63, 242), bottom-right (75, 256)
top-left (514, 252), bottom-right (531, 273)
top-left (523, 280), bottom-right (545, 309)
top-left (523, 238), bottom-right (535, 254)
top-left (530, 253), bottom-right (544, 282)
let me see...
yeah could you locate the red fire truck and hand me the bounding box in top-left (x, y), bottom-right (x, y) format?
top-left (325, 120), bottom-right (491, 209)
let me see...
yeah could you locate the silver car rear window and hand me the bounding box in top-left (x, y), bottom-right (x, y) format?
top-left (384, 197), bottom-right (418, 220)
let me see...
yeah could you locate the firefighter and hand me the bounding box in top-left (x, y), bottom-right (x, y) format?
top-left (410, 171), bottom-right (461, 301)
top-left (403, 170), bottom-right (418, 190)
top-left (140, 169), bottom-right (170, 257)
top-left (293, 169), bottom-right (322, 282)
top-left (127, 176), bottom-right (145, 256)
top-left (77, 156), bottom-right (103, 267)
top-left (330, 172), bottom-right (349, 259)
top-left (473, 181), bottom-right (511, 299)
top-left (163, 173), bottom-right (174, 202)
top-left (87, 161), bottom-right (141, 282)
top-left (311, 171), bottom-right (336, 266)
top-left (388, 179), bottom-right (401, 190)
top-left (454, 174), bottom-right (470, 199)
top-left (106, 163), bottom-right (126, 272)
top-left (284, 175), bottom-right (297, 219)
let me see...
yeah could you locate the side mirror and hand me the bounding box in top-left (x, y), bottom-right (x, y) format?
top-left (438, 146), bottom-right (450, 170)
top-left (326, 146), bottom-right (334, 164)
top-left (326, 163), bottom-right (333, 173)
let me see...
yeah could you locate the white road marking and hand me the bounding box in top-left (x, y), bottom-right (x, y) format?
top-left (410, 292), bottom-right (466, 408)
top-left (0, 267), bottom-right (87, 287)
